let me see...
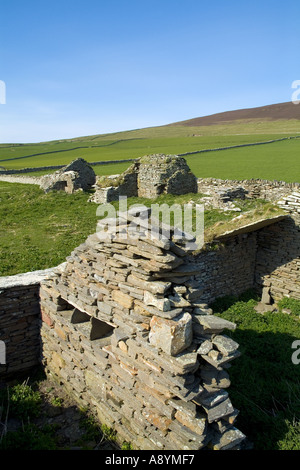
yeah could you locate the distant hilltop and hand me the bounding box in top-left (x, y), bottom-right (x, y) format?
top-left (168, 101), bottom-right (300, 127)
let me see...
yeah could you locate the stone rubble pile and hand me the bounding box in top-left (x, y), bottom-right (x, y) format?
top-left (199, 186), bottom-right (246, 211)
top-left (40, 209), bottom-right (246, 450)
top-left (277, 191), bottom-right (300, 214)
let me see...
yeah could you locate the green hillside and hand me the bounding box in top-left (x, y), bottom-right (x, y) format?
top-left (0, 102), bottom-right (299, 182)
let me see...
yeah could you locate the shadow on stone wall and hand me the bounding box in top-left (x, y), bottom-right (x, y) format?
top-left (255, 216), bottom-right (300, 300)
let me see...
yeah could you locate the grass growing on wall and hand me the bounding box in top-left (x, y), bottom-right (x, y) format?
top-left (212, 293), bottom-right (300, 450)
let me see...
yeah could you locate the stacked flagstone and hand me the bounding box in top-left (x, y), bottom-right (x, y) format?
top-left (277, 191), bottom-right (300, 215)
top-left (40, 209), bottom-right (246, 450)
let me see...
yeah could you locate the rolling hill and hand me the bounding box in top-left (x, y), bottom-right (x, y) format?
top-left (0, 101), bottom-right (299, 181)
top-left (168, 101), bottom-right (300, 127)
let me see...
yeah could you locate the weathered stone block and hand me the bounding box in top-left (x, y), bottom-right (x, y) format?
top-left (112, 290), bottom-right (134, 309)
top-left (149, 313), bottom-right (193, 356)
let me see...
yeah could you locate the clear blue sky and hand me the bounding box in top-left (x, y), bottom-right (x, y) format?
top-left (0, 0), bottom-right (299, 143)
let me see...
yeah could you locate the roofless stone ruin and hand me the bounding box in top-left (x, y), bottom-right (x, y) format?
top-left (40, 208), bottom-right (246, 450)
top-left (90, 154), bottom-right (198, 203)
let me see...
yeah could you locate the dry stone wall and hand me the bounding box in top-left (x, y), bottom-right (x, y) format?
top-left (197, 178), bottom-right (300, 202)
top-left (255, 193), bottom-right (300, 301)
top-left (0, 268), bottom-right (62, 380)
top-left (39, 212), bottom-right (246, 450)
top-left (191, 233), bottom-right (258, 305)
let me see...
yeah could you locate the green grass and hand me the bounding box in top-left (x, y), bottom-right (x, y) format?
top-left (0, 134), bottom-right (284, 168)
top-left (186, 137), bottom-right (300, 182)
top-left (0, 182), bottom-right (99, 276)
top-left (211, 293), bottom-right (300, 450)
top-left (1, 126), bottom-right (299, 183)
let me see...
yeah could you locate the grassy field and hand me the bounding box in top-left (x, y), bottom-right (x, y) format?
top-left (0, 182), bottom-right (98, 276)
top-left (186, 137), bottom-right (300, 182)
top-left (1, 126), bottom-right (299, 181)
top-left (0, 133), bottom-right (289, 168)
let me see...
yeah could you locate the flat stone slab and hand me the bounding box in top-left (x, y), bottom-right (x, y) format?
top-left (0, 263), bottom-right (66, 288)
top-left (214, 214), bottom-right (289, 240)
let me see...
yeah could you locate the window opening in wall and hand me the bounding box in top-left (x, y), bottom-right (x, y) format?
top-left (60, 299), bottom-right (115, 345)
top-left (71, 308), bottom-right (90, 324)
top-left (90, 317), bottom-right (114, 341)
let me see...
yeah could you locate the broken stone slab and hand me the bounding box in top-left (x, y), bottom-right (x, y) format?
top-left (200, 366), bottom-right (231, 389)
top-left (261, 286), bottom-right (272, 304)
top-left (193, 388), bottom-right (229, 409)
top-left (210, 427), bottom-right (246, 450)
top-left (127, 245), bottom-right (182, 265)
top-left (149, 313), bottom-right (193, 356)
top-left (168, 292), bottom-right (191, 308)
top-left (202, 397), bottom-right (235, 423)
top-left (134, 300), bottom-right (183, 319)
top-left (173, 286), bottom-right (187, 294)
top-left (211, 335), bottom-right (239, 356)
top-left (201, 349), bottom-right (241, 368)
top-left (254, 302), bottom-right (277, 314)
top-left (193, 315), bottom-right (236, 334)
top-left (197, 340), bottom-right (213, 355)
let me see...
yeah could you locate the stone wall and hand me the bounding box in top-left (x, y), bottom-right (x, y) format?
top-left (191, 233), bottom-right (258, 305)
top-left (255, 214), bottom-right (300, 301)
top-left (0, 268), bottom-right (61, 380)
top-left (40, 158), bottom-right (96, 193)
top-left (39, 214), bottom-right (246, 450)
top-left (137, 154), bottom-right (198, 198)
top-left (197, 178), bottom-right (300, 202)
top-left (91, 154), bottom-right (198, 203)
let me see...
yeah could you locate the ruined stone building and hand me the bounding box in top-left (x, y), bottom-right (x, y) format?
top-left (0, 161), bottom-right (299, 450)
top-left (40, 158), bottom-right (96, 194)
top-left (90, 154), bottom-right (198, 203)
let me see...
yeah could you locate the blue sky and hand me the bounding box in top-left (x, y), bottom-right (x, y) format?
top-left (0, 0), bottom-right (299, 143)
